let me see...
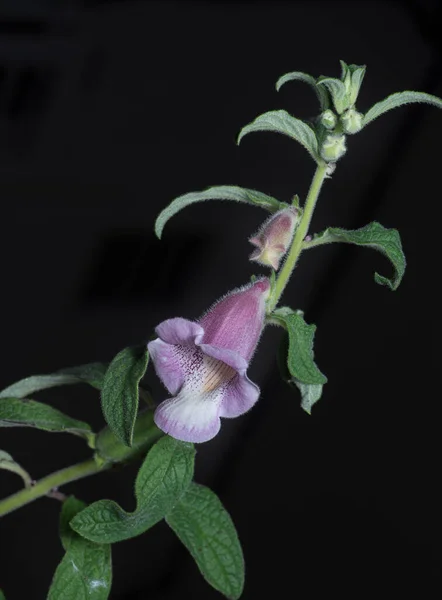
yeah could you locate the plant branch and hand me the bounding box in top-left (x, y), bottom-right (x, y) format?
top-left (268, 161), bottom-right (329, 311)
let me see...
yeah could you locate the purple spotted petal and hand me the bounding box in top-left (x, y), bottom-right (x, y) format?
top-left (218, 373), bottom-right (260, 418)
top-left (148, 339), bottom-right (187, 395)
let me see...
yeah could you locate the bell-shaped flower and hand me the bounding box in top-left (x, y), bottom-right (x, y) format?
top-left (148, 278), bottom-right (270, 443)
top-left (249, 207), bottom-right (298, 271)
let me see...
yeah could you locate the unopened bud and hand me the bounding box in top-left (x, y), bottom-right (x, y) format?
top-left (320, 110), bottom-right (337, 130)
top-left (249, 207), bottom-right (298, 271)
top-left (341, 108), bottom-right (363, 134)
top-left (320, 134), bottom-right (347, 162)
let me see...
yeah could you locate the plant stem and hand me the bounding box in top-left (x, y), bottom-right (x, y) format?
top-left (268, 161), bottom-right (329, 311)
top-left (0, 458), bottom-right (107, 517)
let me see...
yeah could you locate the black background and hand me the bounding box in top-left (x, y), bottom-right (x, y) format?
top-left (1, 0), bottom-right (441, 598)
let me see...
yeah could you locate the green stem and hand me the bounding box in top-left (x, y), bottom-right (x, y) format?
top-left (0, 458), bottom-right (106, 517)
top-left (0, 410), bottom-right (162, 518)
top-left (268, 162), bottom-right (329, 311)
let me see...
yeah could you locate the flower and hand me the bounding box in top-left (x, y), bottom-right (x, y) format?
top-left (148, 278), bottom-right (270, 443)
top-left (249, 207), bottom-right (298, 271)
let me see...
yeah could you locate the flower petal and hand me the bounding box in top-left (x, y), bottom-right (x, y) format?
top-left (219, 373), bottom-right (260, 418)
top-left (148, 338), bottom-right (188, 395)
top-left (199, 343), bottom-right (248, 374)
top-left (156, 318), bottom-right (204, 346)
top-left (154, 390), bottom-right (222, 443)
top-left (199, 279), bottom-right (270, 361)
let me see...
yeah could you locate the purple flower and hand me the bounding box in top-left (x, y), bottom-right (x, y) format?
top-left (148, 278), bottom-right (270, 443)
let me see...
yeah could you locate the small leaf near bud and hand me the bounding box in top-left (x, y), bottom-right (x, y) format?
top-left (320, 110), bottom-right (337, 130)
top-left (341, 108), bottom-right (363, 134)
top-left (320, 134), bottom-right (347, 162)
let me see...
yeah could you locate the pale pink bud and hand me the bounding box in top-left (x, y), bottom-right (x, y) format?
top-left (249, 207), bottom-right (298, 270)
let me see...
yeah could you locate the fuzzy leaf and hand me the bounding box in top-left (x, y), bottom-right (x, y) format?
top-left (306, 221), bottom-right (406, 290)
top-left (237, 110), bottom-right (320, 162)
top-left (275, 71), bottom-right (329, 110)
top-left (155, 186), bottom-right (283, 239)
top-left (0, 449), bottom-right (32, 488)
top-left (0, 362), bottom-right (107, 399)
top-left (101, 346), bottom-right (149, 447)
top-left (0, 398), bottom-right (93, 440)
top-left (293, 381), bottom-right (323, 415)
top-left (316, 77), bottom-right (348, 113)
top-left (167, 483), bottom-right (244, 600)
top-left (273, 310), bottom-right (327, 385)
top-left (277, 332), bottom-right (324, 414)
top-left (363, 91), bottom-right (442, 126)
top-left (71, 436), bottom-right (195, 544)
top-left (48, 496), bottom-right (112, 600)
top-left (0, 590), bottom-right (5, 600)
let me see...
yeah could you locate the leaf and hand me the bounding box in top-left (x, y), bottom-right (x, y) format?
top-left (0, 590), bottom-right (6, 600)
top-left (95, 409), bottom-right (162, 464)
top-left (166, 483), bottom-right (244, 600)
top-left (101, 346), bottom-right (149, 447)
top-left (48, 496), bottom-right (112, 600)
top-left (155, 186), bottom-right (283, 239)
top-left (316, 77), bottom-right (348, 113)
top-left (293, 381), bottom-right (323, 415)
top-left (306, 221), bottom-right (406, 290)
top-left (0, 449), bottom-right (32, 488)
top-left (363, 91), bottom-right (442, 126)
top-left (277, 332), bottom-right (324, 414)
top-left (0, 398), bottom-right (93, 441)
top-left (237, 110), bottom-right (320, 162)
top-left (350, 66), bottom-right (366, 105)
top-left (273, 310), bottom-right (327, 385)
top-left (275, 71), bottom-right (329, 110)
top-left (0, 362), bottom-right (107, 399)
top-left (71, 436), bottom-right (195, 544)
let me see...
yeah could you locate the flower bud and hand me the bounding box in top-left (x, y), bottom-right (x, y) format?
top-left (341, 108), bottom-right (363, 134)
top-left (249, 207), bottom-right (298, 271)
top-left (320, 134), bottom-right (347, 162)
top-left (320, 109), bottom-right (337, 130)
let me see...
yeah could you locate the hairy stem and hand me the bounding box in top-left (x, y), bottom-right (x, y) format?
top-left (268, 161), bottom-right (328, 311)
top-left (0, 458), bottom-right (107, 517)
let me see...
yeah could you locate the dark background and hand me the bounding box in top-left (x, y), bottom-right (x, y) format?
top-left (1, 0), bottom-right (441, 598)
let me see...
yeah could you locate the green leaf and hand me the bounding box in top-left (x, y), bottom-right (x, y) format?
top-left (277, 332), bottom-right (324, 414)
top-left (48, 496), bottom-right (112, 600)
top-left (101, 346), bottom-right (149, 447)
top-left (237, 110), bottom-right (320, 162)
top-left (0, 362), bottom-right (107, 399)
top-left (275, 71), bottom-right (329, 111)
top-left (71, 436), bottom-right (195, 544)
top-left (95, 410), bottom-right (162, 464)
top-left (166, 483), bottom-right (244, 600)
top-left (0, 397), bottom-right (93, 441)
top-left (363, 91), bottom-right (442, 126)
top-left (0, 590), bottom-right (6, 600)
top-left (0, 449), bottom-right (32, 488)
top-left (349, 66), bottom-right (366, 105)
top-left (293, 381), bottom-right (323, 415)
top-left (155, 186), bottom-right (283, 239)
top-left (316, 77), bottom-right (348, 113)
top-left (305, 221), bottom-right (406, 290)
top-left (273, 310), bottom-right (327, 385)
